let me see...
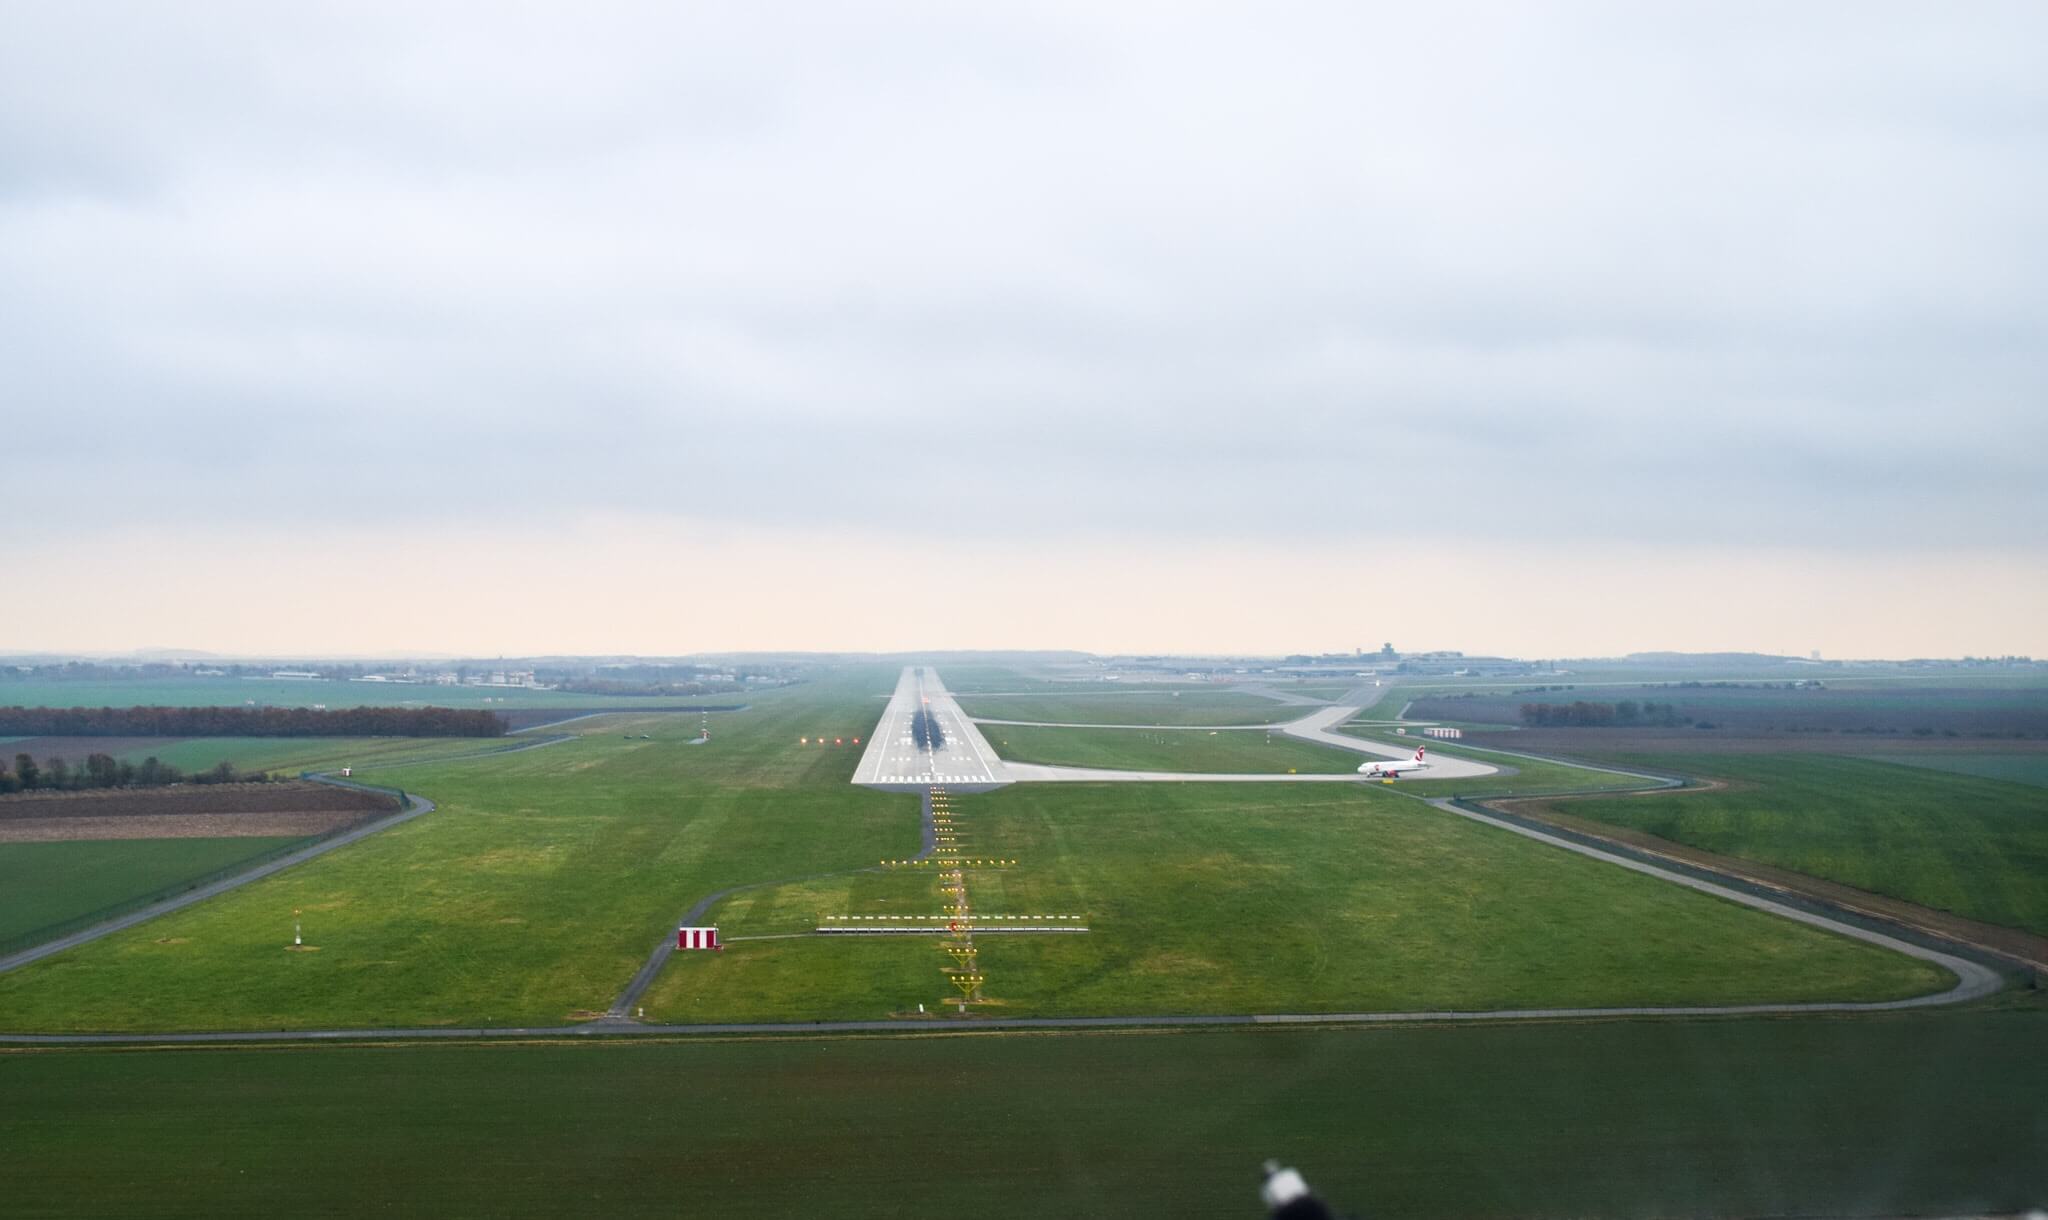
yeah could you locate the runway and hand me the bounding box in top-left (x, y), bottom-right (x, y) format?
top-left (851, 667), bottom-right (1008, 789)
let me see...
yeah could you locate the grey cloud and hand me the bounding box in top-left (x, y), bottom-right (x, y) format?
top-left (3, 1), bottom-right (2044, 553)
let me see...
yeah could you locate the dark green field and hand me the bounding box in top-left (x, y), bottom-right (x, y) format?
top-left (956, 691), bottom-right (1309, 725)
top-left (111, 735), bottom-right (520, 775)
top-left (982, 723), bottom-right (1359, 772)
top-left (4, 1010), bottom-right (2043, 1218)
top-left (0, 837), bottom-right (305, 945)
top-left (1411, 682), bottom-right (2048, 736)
top-left (1551, 754), bottom-right (2048, 936)
top-left (1881, 751), bottom-right (2048, 788)
top-left (0, 676), bottom-right (728, 711)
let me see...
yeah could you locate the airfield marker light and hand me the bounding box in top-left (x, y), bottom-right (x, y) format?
top-left (800, 737), bottom-right (808, 745)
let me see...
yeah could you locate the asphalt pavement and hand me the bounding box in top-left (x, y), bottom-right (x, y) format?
top-left (853, 667), bottom-right (1009, 789)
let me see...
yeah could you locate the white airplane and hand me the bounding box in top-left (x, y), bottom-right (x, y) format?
top-left (1358, 745), bottom-right (1430, 779)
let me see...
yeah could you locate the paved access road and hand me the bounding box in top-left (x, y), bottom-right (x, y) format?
top-left (1275, 701), bottom-right (1498, 779)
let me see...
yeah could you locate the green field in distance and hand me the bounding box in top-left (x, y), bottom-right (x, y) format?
top-left (106, 735), bottom-right (535, 776)
top-left (957, 691), bottom-right (1311, 725)
top-left (982, 723), bottom-right (1360, 773)
top-left (1879, 751), bottom-right (2048, 789)
top-left (1550, 754), bottom-right (2048, 936)
top-left (0, 676), bottom-right (735, 711)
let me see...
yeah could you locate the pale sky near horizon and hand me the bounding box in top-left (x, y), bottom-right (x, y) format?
top-left (4, 3), bottom-right (2044, 658)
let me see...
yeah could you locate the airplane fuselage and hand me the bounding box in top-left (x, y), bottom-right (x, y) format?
top-left (1359, 746), bottom-right (1430, 779)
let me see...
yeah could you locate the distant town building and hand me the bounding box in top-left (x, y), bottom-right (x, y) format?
top-left (1424, 726), bottom-right (1463, 739)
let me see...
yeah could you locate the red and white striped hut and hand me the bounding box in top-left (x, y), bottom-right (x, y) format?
top-left (677, 926), bottom-right (723, 951)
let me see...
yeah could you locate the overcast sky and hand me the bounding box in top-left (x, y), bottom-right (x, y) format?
top-left (4, 2), bottom-right (2044, 657)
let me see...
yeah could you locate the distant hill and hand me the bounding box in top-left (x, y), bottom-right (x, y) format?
top-left (1621, 651), bottom-right (1804, 666)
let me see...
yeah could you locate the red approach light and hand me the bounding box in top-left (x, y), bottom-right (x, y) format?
top-left (853, 737), bottom-right (861, 744)
top-left (835, 737), bottom-right (843, 745)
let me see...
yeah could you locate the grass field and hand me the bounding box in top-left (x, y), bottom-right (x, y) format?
top-left (0, 668), bottom-right (1961, 1032)
top-left (1549, 754), bottom-right (2048, 936)
top-left (1411, 684), bottom-right (2048, 736)
top-left (1337, 728), bottom-right (1658, 797)
top-left (0, 676), bottom-right (916, 1031)
top-left (3, 1011), bottom-right (2042, 1219)
top-left (638, 782), bottom-right (1949, 1023)
top-left (0, 836), bottom-right (306, 945)
top-left (958, 691), bottom-right (1307, 725)
top-left (0, 676), bottom-right (718, 711)
top-left (1880, 752), bottom-right (2048, 788)
top-left (981, 724), bottom-right (1360, 773)
top-left (105, 735), bottom-right (534, 776)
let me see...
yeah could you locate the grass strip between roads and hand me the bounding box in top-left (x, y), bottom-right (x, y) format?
top-left (982, 722), bottom-right (1361, 773)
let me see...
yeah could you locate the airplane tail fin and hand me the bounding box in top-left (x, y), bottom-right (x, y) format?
top-left (1415, 746), bottom-right (1427, 762)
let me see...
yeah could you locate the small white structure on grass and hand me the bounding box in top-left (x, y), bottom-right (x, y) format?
top-left (677, 926), bottom-right (723, 951)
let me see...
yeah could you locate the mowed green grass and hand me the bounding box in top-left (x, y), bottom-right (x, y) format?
top-left (956, 690), bottom-right (1307, 725)
top-left (0, 837), bottom-right (304, 944)
top-left (1878, 751), bottom-right (2048, 789)
top-left (0, 676), bottom-right (690, 711)
top-left (0, 675), bottom-right (918, 1032)
top-left (982, 724), bottom-right (1360, 773)
top-left (641, 782), bottom-right (1949, 1023)
top-left (1554, 754), bottom-right (2048, 936)
top-left (108, 735), bottom-right (517, 776)
top-left (5, 1012), bottom-right (2043, 1219)
top-left (1338, 728), bottom-right (1656, 796)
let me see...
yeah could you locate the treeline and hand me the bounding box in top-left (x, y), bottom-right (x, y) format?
top-left (0, 705), bottom-right (505, 738)
top-left (1520, 700), bottom-right (1688, 727)
top-left (1, 752), bottom-right (276, 794)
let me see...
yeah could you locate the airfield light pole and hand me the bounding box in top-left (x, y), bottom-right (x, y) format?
top-left (293, 908), bottom-right (302, 947)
